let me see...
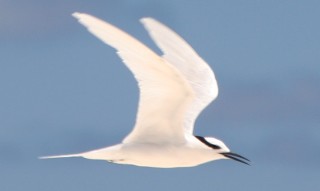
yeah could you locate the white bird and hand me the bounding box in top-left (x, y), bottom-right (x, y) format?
top-left (40, 12), bottom-right (249, 168)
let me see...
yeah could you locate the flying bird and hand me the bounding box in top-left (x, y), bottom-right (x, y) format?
top-left (40, 12), bottom-right (250, 168)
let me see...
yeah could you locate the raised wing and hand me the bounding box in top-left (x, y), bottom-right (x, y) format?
top-left (141, 18), bottom-right (218, 134)
top-left (72, 13), bottom-right (195, 144)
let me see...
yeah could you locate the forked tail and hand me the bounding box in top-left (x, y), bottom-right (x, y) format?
top-left (39, 153), bottom-right (82, 159)
top-left (39, 145), bottom-right (121, 160)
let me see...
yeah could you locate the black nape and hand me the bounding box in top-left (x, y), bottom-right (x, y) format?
top-left (195, 136), bottom-right (221, 149)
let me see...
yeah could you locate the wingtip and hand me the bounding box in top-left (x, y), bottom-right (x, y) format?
top-left (72, 12), bottom-right (81, 18)
top-left (72, 12), bottom-right (87, 20)
top-left (140, 17), bottom-right (155, 24)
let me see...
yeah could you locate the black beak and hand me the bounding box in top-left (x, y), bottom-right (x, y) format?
top-left (221, 152), bottom-right (250, 165)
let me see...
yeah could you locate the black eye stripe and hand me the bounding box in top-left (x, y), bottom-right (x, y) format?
top-left (195, 136), bottom-right (221, 150)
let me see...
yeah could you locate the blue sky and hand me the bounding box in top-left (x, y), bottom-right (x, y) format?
top-left (1, 1), bottom-right (319, 190)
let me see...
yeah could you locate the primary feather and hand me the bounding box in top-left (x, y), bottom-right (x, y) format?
top-left (72, 13), bottom-right (197, 144)
top-left (141, 18), bottom-right (218, 134)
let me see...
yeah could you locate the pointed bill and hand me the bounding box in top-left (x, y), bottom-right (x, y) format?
top-left (222, 152), bottom-right (250, 165)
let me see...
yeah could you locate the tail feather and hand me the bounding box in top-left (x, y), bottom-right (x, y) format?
top-left (39, 145), bottom-right (119, 160)
top-left (39, 153), bottom-right (82, 159)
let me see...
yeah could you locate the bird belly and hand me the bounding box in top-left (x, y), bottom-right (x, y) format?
top-left (79, 143), bottom-right (223, 168)
top-left (114, 143), bottom-right (221, 168)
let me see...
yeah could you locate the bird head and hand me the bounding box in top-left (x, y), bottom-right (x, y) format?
top-left (195, 136), bottom-right (250, 165)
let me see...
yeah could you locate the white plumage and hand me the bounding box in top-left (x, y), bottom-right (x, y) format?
top-left (40, 13), bottom-right (249, 168)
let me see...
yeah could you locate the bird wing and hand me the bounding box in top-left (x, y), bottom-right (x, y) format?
top-left (141, 18), bottom-right (218, 134)
top-left (72, 13), bottom-right (195, 144)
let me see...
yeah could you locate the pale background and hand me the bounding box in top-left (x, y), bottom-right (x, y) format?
top-left (1, 1), bottom-right (319, 190)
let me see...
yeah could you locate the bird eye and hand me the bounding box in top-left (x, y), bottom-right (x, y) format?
top-left (195, 136), bottom-right (221, 150)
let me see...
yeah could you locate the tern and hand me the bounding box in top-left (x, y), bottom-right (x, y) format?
top-left (40, 12), bottom-right (250, 168)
